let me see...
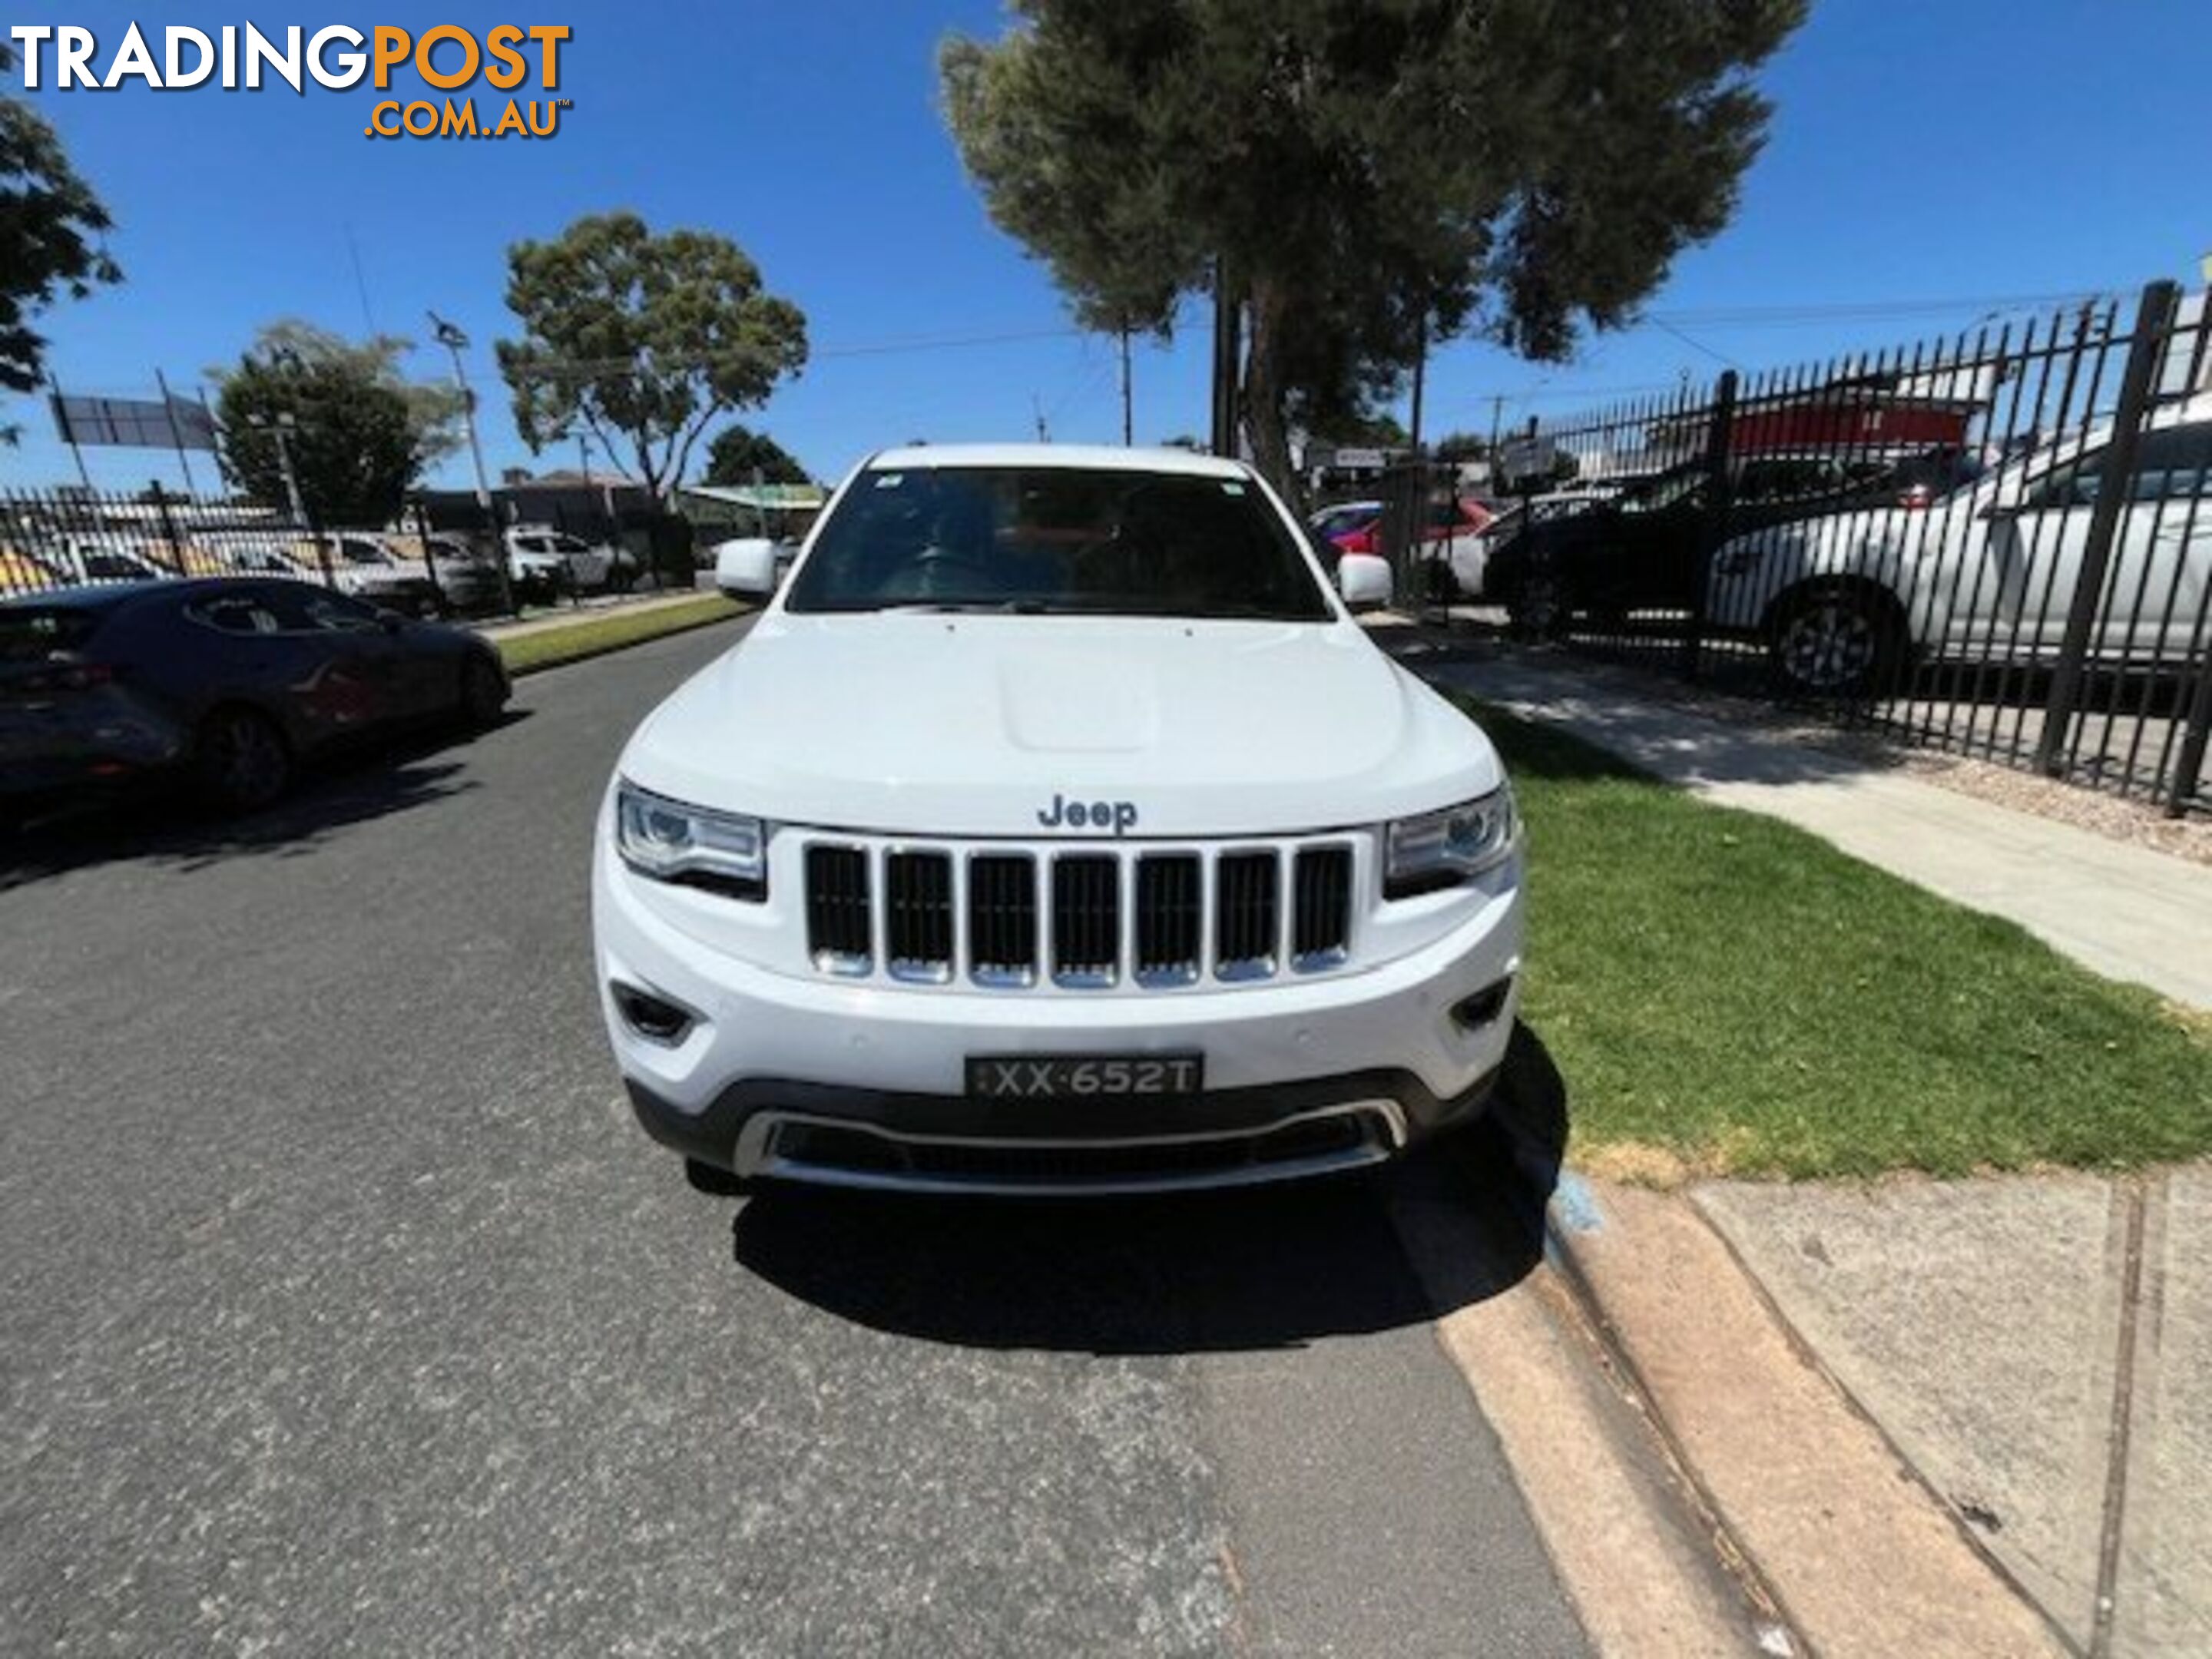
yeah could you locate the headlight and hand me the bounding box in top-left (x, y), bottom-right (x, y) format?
top-left (1385, 786), bottom-right (1518, 899)
top-left (614, 780), bottom-right (769, 899)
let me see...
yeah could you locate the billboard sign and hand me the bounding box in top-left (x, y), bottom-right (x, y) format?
top-left (51, 394), bottom-right (220, 452)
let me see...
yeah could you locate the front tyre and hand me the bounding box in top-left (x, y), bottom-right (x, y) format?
top-left (459, 654), bottom-right (509, 728)
top-left (191, 706), bottom-right (291, 814)
top-left (1769, 585), bottom-right (1904, 698)
top-left (1509, 570), bottom-right (1570, 640)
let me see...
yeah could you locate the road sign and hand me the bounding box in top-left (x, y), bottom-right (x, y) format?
top-left (1498, 434), bottom-right (1557, 484)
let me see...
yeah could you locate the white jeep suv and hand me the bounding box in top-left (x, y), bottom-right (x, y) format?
top-left (592, 445), bottom-right (1524, 1195)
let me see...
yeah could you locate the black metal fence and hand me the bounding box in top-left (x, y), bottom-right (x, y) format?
top-left (0, 483), bottom-right (714, 617)
top-left (1407, 280), bottom-right (2212, 816)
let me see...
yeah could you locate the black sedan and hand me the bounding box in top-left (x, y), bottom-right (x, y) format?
top-left (1487, 448), bottom-right (1984, 635)
top-left (0, 578), bottom-right (510, 816)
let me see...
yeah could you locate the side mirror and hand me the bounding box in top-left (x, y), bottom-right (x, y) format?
top-left (714, 537), bottom-right (780, 599)
top-left (376, 609), bottom-right (406, 634)
top-left (1336, 551), bottom-right (1393, 612)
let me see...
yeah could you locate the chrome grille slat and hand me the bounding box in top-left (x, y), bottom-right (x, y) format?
top-left (1214, 851), bottom-right (1279, 980)
top-left (1051, 854), bottom-right (1121, 987)
top-left (800, 836), bottom-right (1355, 990)
top-left (1134, 854), bottom-right (1201, 985)
top-left (1291, 846), bottom-right (1353, 971)
top-left (803, 845), bottom-right (871, 975)
top-left (967, 853), bottom-right (1038, 987)
top-left (885, 850), bottom-right (954, 982)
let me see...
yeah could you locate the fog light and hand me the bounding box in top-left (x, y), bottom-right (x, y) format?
top-left (1451, 979), bottom-right (1512, 1030)
top-left (612, 982), bottom-right (694, 1044)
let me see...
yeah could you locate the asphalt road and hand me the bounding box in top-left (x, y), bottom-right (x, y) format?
top-left (0, 620), bottom-right (1589, 1657)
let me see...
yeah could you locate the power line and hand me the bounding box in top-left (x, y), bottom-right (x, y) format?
top-left (1644, 289), bottom-right (2114, 328)
top-left (1646, 315), bottom-right (1738, 369)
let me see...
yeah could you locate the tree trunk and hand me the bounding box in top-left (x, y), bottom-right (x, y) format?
top-left (1240, 279), bottom-right (1305, 515)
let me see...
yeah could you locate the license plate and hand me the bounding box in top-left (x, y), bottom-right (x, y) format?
top-left (966, 1054), bottom-right (1204, 1099)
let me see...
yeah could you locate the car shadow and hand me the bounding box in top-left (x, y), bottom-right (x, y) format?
top-left (727, 1022), bottom-right (1571, 1356)
top-left (0, 709), bottom-right (529, 890)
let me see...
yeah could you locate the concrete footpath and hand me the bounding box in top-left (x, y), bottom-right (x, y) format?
top-left (1381, 629), bottom-right (2210, 1654)
top-left (1389, 634), bottom-right (2212, 1009)
top-left (1542, 1166), bottom-right (2210, 1657)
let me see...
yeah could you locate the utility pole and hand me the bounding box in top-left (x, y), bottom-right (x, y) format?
top-left (249, 411), bottom-right (325, 585)
top-left (1408, 314), bottom-right (1429, 455)
top-left (1118, 326), bottom-right (1133, 446)
top-left (428, 310), bottom-right (516, 613)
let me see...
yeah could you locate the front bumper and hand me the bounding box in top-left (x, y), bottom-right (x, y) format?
top-left (594, 845), bottom-right (1522, 1194)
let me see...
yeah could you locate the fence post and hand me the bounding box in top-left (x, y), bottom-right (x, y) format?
top-left (2169, 647), bottom-right (2212, 819)
top-left (2035, 280), bottom-right (2178, 777)
top-left (413, 499), bottom-right (443, 611)
top-left (1684, 370), bottom-right (1739, 681)
top-left (147, 479), bottom-right (184, 573)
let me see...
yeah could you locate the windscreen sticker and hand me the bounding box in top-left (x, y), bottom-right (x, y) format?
top-left (874, 473), bottom-right (905, 488)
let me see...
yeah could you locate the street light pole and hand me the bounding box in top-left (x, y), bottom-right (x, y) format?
top-left (429, 311), bottom-right (516, 613)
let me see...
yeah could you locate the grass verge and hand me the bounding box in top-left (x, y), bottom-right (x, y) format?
top-left (1458, 697), bottom-right (2211, 1180)
top-left (495, 594), bottom-right (745, 677)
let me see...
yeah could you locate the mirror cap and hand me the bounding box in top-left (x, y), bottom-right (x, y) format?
top-left (714, 537), bottom-right (781, 598)
top-left (1337, 551), bottom-right (1393, 612)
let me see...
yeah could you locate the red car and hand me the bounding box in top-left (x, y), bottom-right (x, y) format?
top-left (1332, 496), bottom-right (1494, 556)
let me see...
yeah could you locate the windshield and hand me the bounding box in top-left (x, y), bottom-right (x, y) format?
top-left (785, 465), bottom-right (1334, 620)
top-left (1619, 469), bottom-right (1704, 515)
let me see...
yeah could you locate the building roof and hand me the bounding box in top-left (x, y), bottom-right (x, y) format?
top-left (681, 482), bottom-right (828, 510)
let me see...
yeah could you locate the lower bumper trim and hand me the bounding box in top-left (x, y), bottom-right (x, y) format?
top-left (742, 1099), bottom-right (1404, 1196)
top-left (623, 1065), bottom-right (1497, 1196)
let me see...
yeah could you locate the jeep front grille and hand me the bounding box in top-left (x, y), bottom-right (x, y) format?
top-left (803, 838), bottom-right (1359, 990)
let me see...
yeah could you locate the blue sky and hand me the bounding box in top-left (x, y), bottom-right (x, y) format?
top-left (7, 0), bottom-right (2208, 494)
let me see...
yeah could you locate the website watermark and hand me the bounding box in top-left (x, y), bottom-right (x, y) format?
top-left (6, 22), bottom-right (573, 141)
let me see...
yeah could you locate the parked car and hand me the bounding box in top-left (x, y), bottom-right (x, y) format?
top-left (1708, 409), bottom-right (2212, 694)
top-left (504, 526), bottom-right (626, 596)
top-left (297, 533), bottom-right (445, 616)
top-left (199, 535), bottom-right (316, 581)
top-left (34, 537), bottom-right (167, 586)
top-left (0, 578), bottom-right (509, 816)
top-left (420, 532), bottom-right (510, 614)
top-left (1332, 495), bottom-right (1494, 561)
top-left (1308, 499), bottom-right (1383, 544)
top-left (1487, 448), bottom-right (1983, 635)
top-left (599, 443), bottom-right (1522, 1198)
